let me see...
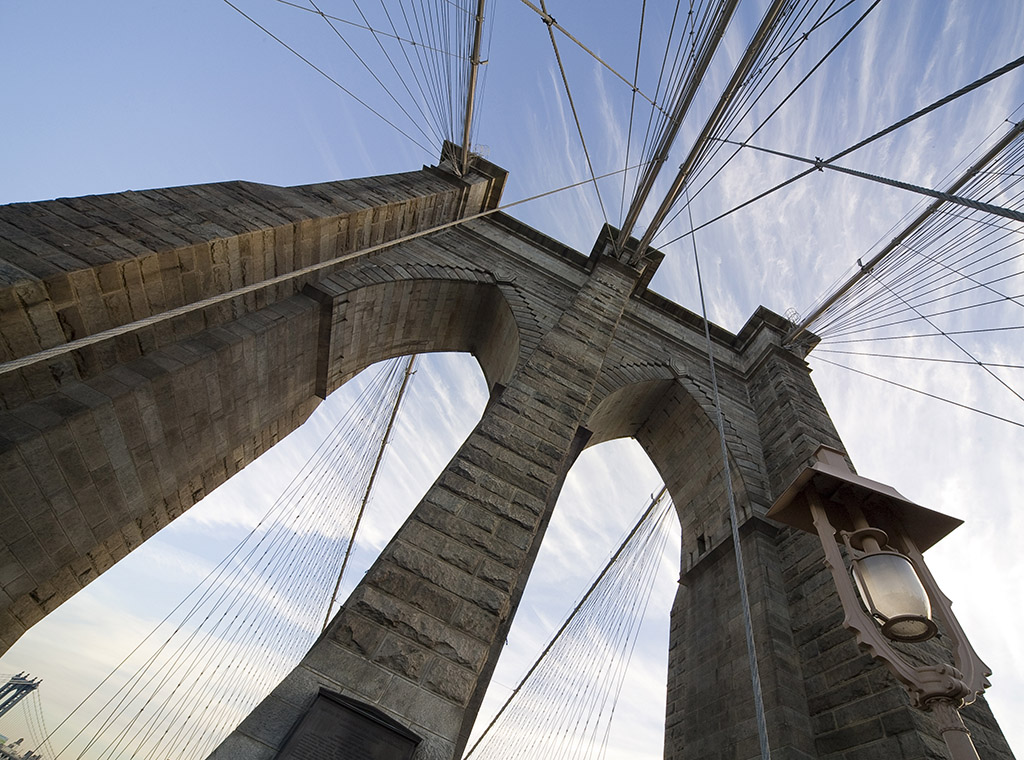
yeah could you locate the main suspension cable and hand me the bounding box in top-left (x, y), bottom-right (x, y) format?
top-left (686, 189), bottom-right (771, 760)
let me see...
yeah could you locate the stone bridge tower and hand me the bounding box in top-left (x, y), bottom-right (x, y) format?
top-left (0, 154), bottom-right (1014, 760)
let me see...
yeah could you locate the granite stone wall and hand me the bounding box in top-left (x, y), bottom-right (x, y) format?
top-left (0, 160), bottom-right (1012, 759)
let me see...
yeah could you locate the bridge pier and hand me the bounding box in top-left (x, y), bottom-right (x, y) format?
top-left (214, 253), bottom-right (644, 758)
top-left (0, 158), bottom-right (1014, 759)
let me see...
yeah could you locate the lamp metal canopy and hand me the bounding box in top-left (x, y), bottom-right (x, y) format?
top-left (766, 446), bottom-right (963, 551)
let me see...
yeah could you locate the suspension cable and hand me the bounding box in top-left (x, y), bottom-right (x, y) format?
top-left (322, 354), bottom-right (417, 631)
top-left (47, 358), bottom-right (413, 759)
top-left (619, 0), bottom-right (647, 221)
top-left (517, 0), bottom-right (668, 117)
top-left (464, 487), bottom-right (673, 759)
top-left (307, 0), bottom-right (441, 146)
top-left (538, 0), bottom-right (609, 224)
top-left (863, 270), bottom-right (1024, 406)
top-left (686, 189), bottom-right (771, 760)
top-left (813, 356), bottom-right (1024, 429)
top-left (717, 135), bottom-right (1024, 224)
top-left (660, 53), bottom-right (1024, 250)
top-left (629, 0), bottom-right (792, 264)
top-left (617, 0), bottom-right (741, 249)
top-left (815, 347), bottom-right (1024, 370)
top-left (220, 0), bottom-right (435, 155)
top-left (655, 0), bottom-right (882, 240)
top-left (273, 0), bottom-right (464, 58)
top-left (793, 119), bottom-right (1024, 344)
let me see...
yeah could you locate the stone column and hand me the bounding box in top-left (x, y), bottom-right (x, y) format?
top-left (745, 326), bottom-right (1015, 759)
top-left (639, 335), bottom-right (820, 760)
top-left (0, 161), bottom-right (507, 653)
top-left (210, 256), bottom-right (647, 759)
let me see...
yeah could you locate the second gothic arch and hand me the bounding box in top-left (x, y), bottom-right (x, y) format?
top-left (582, 375), bottom-right (761, 563)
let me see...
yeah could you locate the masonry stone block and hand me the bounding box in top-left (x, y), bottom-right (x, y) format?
top-left (0, 157), bottom-right (1014, 760)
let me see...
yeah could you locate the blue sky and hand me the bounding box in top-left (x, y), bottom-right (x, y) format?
top-left (1, 0), bottom-right (1023, 757)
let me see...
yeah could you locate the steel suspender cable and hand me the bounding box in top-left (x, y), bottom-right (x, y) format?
top-left (860, 268), bottom-right (1024, 406)
top-left (306, 0), bottom-right (441, 147)
top-left (784, 117), bottom-right (1024, 424)
top-left (539, 0), bottom-right (608, 225)
top-left (370, 0), bottom-right (452, 144)
top-left (795, 125), bottom-right (1024, 343)
top-left (629, 0), bottom-right (792, 263)
top-left (220, 0), bottom-right (435, 156)
top-left (813, 356), bottom-right (1024, 430)
top-left (617, 0), bottom-right (741, 250)
top-left (231, 0), bottom-right (490, 158)
top-left (656, 0), bottom-right (882, 239)
top-left (464, 487), bottom-right (674, 759)
top-left (685, 189), bottom-right (771, 760)
top-left (517, 0), bottom-right (667, 118)
top-left (322, 354), bottom-right (417, 631)
top-left (660, 54), bottom-right (1024, 250)
top-left (273, 0), bottom-right (465, 59)
top-left (44, 358), bottom-right (415, 760)
top-left (812, 208), bottom-right (1024, 328)
top-left (815, 347), bottom-right (1024, 370)
top-left (821, 293), bottom-right (1024, 340)
top-left (716, 136), bottom-right (1024, 225)
top-left (79, 364), bottom-right (405, 760)
top-left (629, 0), bottom-right (860, 257)
top-left (619, 0), bottom-right (647, 221)
top-left (821, 325), bottom-right (1024, 342)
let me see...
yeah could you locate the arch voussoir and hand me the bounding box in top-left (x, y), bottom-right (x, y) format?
top-left (308, 253), bottom-right (523, 397)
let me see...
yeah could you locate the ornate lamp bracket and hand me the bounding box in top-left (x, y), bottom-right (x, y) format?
top-left (805, 489), bottom-right (989, 709)
top-left (766, 446), bottom-right (992, 760)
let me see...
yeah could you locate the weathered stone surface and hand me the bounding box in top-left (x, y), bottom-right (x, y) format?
top-left (0, 157), bottom-right (1013, 760)
top-left (422, 658), bottom-right (476, 704)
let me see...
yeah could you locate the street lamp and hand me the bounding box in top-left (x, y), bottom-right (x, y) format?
top-left (766, 446), bottom-right (991, 760)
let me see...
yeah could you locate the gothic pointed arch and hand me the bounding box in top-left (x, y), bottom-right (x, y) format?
top-left (583, 370), bottom-right (767, 563)
top-left (307, 256), bottom-right (525, 396)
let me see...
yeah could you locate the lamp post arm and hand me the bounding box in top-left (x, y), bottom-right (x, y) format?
top-left (930, 699), bottom-right (982, 760)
